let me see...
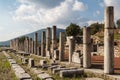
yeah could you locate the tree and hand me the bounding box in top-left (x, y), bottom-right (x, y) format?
top-left (89, 22), bottom-right (104, 35)
top-left (18, 36), bottom-right (26, 42)
top-left (66, 23), bottom-right (82, 36)
top-left (117, 19), bottom-right (120, 29)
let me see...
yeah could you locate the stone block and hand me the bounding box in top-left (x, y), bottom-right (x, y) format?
top-left (48, 65), bottom-right (60, 71)
top-left (46, 51), bottom-right (51, 58)
top-left (72, 52), bottom-right (83, 65)
top-left (53, 50), bottom-right (59, 60)
top-left (53, 67), bottom-right (77, 74)
top-left (22, 58), bottom-right (29, 64)
top-left (16, 73), bottom-right (31, 80)
top-left (46, 78), bottom-right (54, 80)
top-left (28, 58), bottom-right (34, 68)
top-left (50, 60), bottom-right (59, 66)
top-left (60, 69), bottom-right (84, 78)
top-left (14, 67), bottom-right (25, 74)
top-left (40, 60), bottom-right (47, 66)
top-left (31, 68), bottom-right (45, 74)
top-left (37, 73), bottom-right (53, 80)
top-left (85, 78), bottom-right (104, 80)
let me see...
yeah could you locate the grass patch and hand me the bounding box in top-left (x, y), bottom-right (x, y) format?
top-left (0, 52), bottom-right (17, 80)
top-left (8, 52), bottom-right (40, 80)
top-left (114, 33), bottom-right (120, 40)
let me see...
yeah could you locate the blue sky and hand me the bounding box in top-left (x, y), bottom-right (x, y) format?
top-left (0, 0), bottom-right (119, 41)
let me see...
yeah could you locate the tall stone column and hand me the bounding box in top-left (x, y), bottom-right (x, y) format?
top-left (10, 40), bottom-right (12, 48)
top-left (34, 33), bottom-right (38, 55)
top-left (41, 31), bottom-right (46, 57)
top-left (59, 32), bottom-right (65, 61)
top-left (46, 27), bottom-right (51, 55)
top-left (37, 46), bottom-right (41, 56)
top-left (23, 39), bottom-right (26, 51)
top-left (83, 27), bottom-right (91, 68)
top-left (16, 38), bottom-right (19, 50)
top-left (31, 40), bottom-right (34, 54)
top-left (104, 6), bottom-right (114, 74)
top-left (29, 38), bottom-right (32, 53)
top-left (69, 37), bottom-right (74, 63)
top-left (25, 37), bottom-right (29, 53)
top-left (51, 26), bottom-right (57, 56)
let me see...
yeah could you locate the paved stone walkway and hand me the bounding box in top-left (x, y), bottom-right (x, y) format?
top-left (3, 51), bottom-right (32, 80)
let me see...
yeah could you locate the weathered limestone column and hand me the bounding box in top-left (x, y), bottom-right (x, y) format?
top-left (16, 38), bottom-right (19, 50)
top-left (31, 40), bottom-right (34, 54)
top-left (34, 33), bottom-right (38, 55)
top-left (25, 38), bottom-right (27, 52)
top-left (69, 37), bottom-right (74, 63)
top-left (104, 6), bottom-right (114, 74)
top-left (83, 27), bottom-right (91, 68)
top-left (10, 40), bottom-right (13, 48)
top-left (29, 38), bottom-right (32, 53)
top-left (46, 27), bottom-right (51, 55)
top-left (51, 26), bottom-right (57, 56)
top-left (37, 46), bottom-right (41, 56)
top-left (25, 37), bottom-right (29, 53)
top-left (59, 32), bottom-right (65, 61)
top-left (41, 31), bottom-right (46, 57)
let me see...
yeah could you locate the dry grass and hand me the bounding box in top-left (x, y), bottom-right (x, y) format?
top-left (0, 52), bottom-right (17, 80)
top-left (8, 52), bottom-right (40, 80)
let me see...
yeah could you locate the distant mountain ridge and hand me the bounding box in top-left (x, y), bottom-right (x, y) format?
top-left (0, 28), bottom-right (65, 46)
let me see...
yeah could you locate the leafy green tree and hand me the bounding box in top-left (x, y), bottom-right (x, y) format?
top-left (66, 23), bottom-right (82, 36)
top-left (117, 19), bottom-right (120, 29)
top-left (18, 36), bottom-right (26, 42)
top-left (89, 22), bottom-right (104, 35)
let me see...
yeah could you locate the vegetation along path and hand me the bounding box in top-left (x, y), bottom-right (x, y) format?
top-left (0, 51), bottom-right (17, 80)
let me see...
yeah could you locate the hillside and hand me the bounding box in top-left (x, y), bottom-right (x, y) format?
top-left (95, 29), bottom-right (120, 41)
top-left (0, 28), bottom-right (65, 46)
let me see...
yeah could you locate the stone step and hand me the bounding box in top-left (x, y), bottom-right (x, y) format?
top-left (31, 68), bottom-right (45, 74)
top-left (3, 51), bottom-right (32, 80)
top-left (85, 78), bottom-right (104, 80)
top-left (53, 67), bottom-right (77, 74)
top-left (16, 73), bottom-right (31, 80)
top-left (48, 65), bottom-right (66, 71)
top-left (60, 69), bottom-right (84, 78)
top-left (37, 73), bottom-right (53, 80)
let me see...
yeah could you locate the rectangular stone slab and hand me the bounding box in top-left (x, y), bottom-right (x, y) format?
top-left (33, 69), bottom-right (45, 74)
top-left (85, 78), bottom-right (104, 80)
top-left (49, 65), bottom-right (66, 71)
top-left (48, 65), bottom-right (60, 71)
top-left (60, 69), bottom-right (84, 77)
top-left (46, 78), bottom-right (54, 80)
top-left (53, 67), bottom-right (77, 74)
top-left (16, 73), bottom-right (31, 80)
top-left (37, 73), bottom-right (52, 79)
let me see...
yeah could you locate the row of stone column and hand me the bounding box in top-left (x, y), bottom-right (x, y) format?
top-left (10, 26), bottom-right (65, 61)
top-left (68, 6), bottom-right (114, 74)
top-left (10, 6), bottom-right (114, 75)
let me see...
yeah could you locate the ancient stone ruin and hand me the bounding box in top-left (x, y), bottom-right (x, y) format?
top-left (3, 6), bottom-right (120, 80)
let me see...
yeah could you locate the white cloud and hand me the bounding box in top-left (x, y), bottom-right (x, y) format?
top-left (99, 2), bottom-right (105, 7)
top-left (93, 10), bottom-right (100, 17)
top-left (87, 20), bottom-right (103, 26)
top-left (96, 10), bottom-right (100, 15)
top-left (0, 29), bottom-right (30, 41)
top-left (13, 0), bottom-right (88, 29)
top-left (104, 0), bottom-right (120, 20)
top-left (72, 0), bottom-right (87, 11)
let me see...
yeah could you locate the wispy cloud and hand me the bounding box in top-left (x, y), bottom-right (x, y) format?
top-left (13, 0), bottom-right (88, 29)
top-left (104, 0), bottom-right (120, 20)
